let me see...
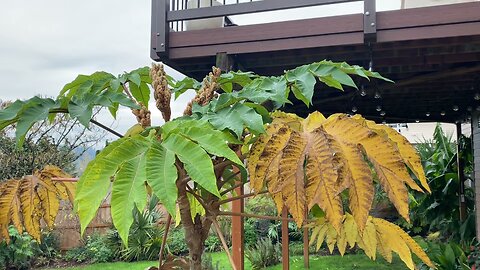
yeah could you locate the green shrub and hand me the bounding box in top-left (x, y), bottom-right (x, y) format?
top-left (65, 233), bottom-right (115, 263)
top-left (205, 235), bottom-right (222, 253)
top-left (121, 205), bottom-right (164, 261)
top-left (0, 227), bottom-right (37, 270)
top-left (417, 241), bottom-right (470, 270)
top-left (167, 228), bottom-right (188, 255)
top-left (244, 219), bottom-right (258, 247)
top-left (245, 238), bottom-right (281, 269)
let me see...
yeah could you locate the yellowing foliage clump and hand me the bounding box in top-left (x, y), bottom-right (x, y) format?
top-left (0, 166), bottom-right (75, 242)
top-left (248, 111), bottom-right (433, 269)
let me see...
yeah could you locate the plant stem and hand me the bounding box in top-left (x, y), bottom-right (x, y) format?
top-left (219, 176), bottom-right (244, 195)
top-left (216, 190), bottom-right (268, 205)
top-left (158, 214), bottom-right (172, 269)
top-left (218, 211), bottom-right (295, 222)
top-left (212, 219), bottom-right (237, 270)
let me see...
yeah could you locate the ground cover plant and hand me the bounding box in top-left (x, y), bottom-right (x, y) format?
top-left (0, 61), bottom-right (434, 269)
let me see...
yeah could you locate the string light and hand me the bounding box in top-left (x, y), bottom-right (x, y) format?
top-left (360, 86), bottom-right (367, 97)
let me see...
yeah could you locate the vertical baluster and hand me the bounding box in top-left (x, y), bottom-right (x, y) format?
top-left (210, 0), bottom-right (213, 7)
top-left (197, 0), bottom-right (200, 8)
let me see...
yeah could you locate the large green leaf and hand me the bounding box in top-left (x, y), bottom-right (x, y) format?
top-left (162, 133), bottom-right (220, 197)
top-left (111, 155), bottom-right (148, 244)
top-left (15, 97), bottom-right (57, 146)
top-left (129, 81), bottom-right (150, 107)
top-left (146, 142), bottom-right (178, 216)
top-left (200, 103), bottom-right (265, 137)
top-left (286, 65), bottom-right (316, 106)
top-left (75, 135), bottom-right (151, 235)
top-left (183, 126), bottom-right (243, 166)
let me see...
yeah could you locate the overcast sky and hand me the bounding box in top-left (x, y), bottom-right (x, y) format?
top-left (0, 0), bottom-right (400, 137)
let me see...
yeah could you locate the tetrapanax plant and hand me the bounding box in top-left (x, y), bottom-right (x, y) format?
top-left (0, 61), bottom-right (433, 269)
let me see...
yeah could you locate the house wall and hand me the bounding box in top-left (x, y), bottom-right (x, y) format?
top-left (402, 0), bottom-right (479, 9)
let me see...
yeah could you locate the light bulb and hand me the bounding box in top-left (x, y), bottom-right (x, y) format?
top-left (360, 86), bottom-right (367, 97)
top-left (351, 106), bottom-right (358, 113)
top-left (376, 105), bottom-right (382, 112)
top-left (467, 106), bottom-right (473, 112)
top-left (374, 91), bottom-right (381, 99)
top-left (380, 111), bottom-right (386, 116)
top-left (453, 105), bottom-right (459, 111)
top-left (415, 120), bottom-right (420, 123)
top-left (425, 112), bottom-right (430, 117)
top-left (441, 111), bottom-right (446, 116)
top-left (475, 93), bottom-right (480, 100)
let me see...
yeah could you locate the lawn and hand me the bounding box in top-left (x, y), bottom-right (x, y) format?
top-left (43, 253), bottom-right (408, 270)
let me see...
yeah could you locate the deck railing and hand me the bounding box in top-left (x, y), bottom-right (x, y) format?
top-left (151, 0), bottom-right (377, 58)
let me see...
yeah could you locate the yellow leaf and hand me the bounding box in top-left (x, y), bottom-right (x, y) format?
top-left (316, 222), bottom-right (329, 251)
top-left (337, 225), bottom-right (348, 256)
top-left (344, 213), bottom-right (358, 248)
top-left (326, 114), bottom-right (412, 222)
top-left (323, 118), bottom-right (374, 231)
top-left (359, 217), bottom-right (377, 260)
top-left (0, 166), bottom-right (75, 242)
top-left (279, 131), bottom-right (308, 226)
top-left (305, 128), bottom-right (343, 231)
top-left (303, 111), bottom-right (326, 132)
top-left (373, 218), bottom-right (434, 269)
top-left (326, 225), bottom-right (338, 254)
top-left (369, 122), bottom-right (430, 193)
top-left (124, 123), bottom-right (145, 137)
top-left (251, 124), bottom-right (292, 192)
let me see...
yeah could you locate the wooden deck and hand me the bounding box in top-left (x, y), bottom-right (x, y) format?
top-left (154, 2), bottom-right (480, 123)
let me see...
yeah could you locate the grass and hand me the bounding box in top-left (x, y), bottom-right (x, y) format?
top-left (43, 252), bottom-right (409, 270)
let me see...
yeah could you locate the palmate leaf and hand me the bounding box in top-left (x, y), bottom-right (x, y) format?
top-left (75, 135), bottom-right (151, 237)
top-left (309, 214), bottom-right (435, 270)
top-left (146, 142), bottom-right (178, 216)
top-left (0, 166), bottom-right (75, 242)
top-left (111, 155), bottom-right (148, 244)
top-left (248, 111), bottom-right (429, 231)
top-left (162, 133), bottom-right (219, 197)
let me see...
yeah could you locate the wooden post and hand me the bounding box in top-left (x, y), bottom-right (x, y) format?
top-left (303, 208), bottom-right (309, 268)
top-left (217, 52), bottom-right (244, 269)
top-left (457, 122), bottom-right (467, 222)
top-left (282, 207), bottom-right (289, 270)
top-left (231, 181), bottom-right (244, 269)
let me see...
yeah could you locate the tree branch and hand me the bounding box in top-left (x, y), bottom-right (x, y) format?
top-left (218, 211), bottom-right (296, 222)
top-left (211, 218), bottom-right (237, 270)
top-left (158, 214), bottom-right (172, 269)
top-left (216, 190), bottom-right (268, 206)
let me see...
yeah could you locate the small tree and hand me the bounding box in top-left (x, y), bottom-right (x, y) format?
top-left (0, 62), bottom-right (434, 269)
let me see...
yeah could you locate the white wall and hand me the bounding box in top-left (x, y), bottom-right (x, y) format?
top-left (402, 0), bottom-right (479, 9)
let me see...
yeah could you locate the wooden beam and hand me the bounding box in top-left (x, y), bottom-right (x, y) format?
top-left (282, 207), bottom-right (289, 270)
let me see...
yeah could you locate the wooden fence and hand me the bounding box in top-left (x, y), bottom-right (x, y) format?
top-left (53, 197), bottom-right (112, 250)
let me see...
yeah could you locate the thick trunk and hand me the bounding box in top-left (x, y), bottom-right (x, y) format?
top-left (177, 180), bottom-right (212, 270)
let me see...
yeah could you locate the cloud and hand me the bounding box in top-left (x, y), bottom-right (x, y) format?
top-left (0, 0), bottom-right (400, 138)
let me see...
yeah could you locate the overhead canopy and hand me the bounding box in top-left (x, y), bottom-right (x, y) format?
top-left (152, 1), bottom-right (480, 123)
